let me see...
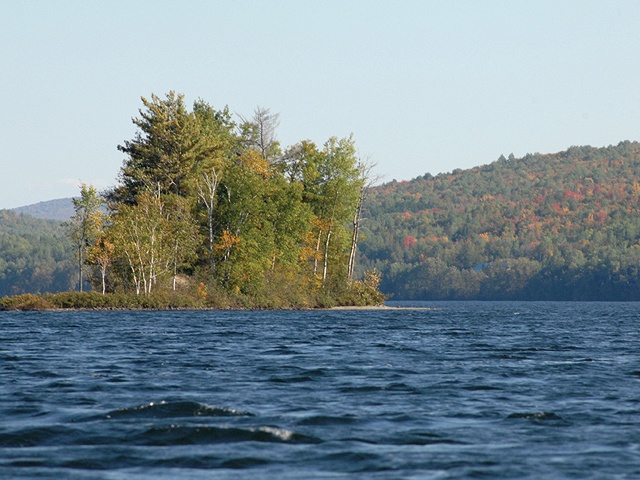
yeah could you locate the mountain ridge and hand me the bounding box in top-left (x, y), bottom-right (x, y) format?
top-left (11, 198), bottom-right (75, 221)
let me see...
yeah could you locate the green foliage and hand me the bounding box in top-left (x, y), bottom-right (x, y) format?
top-left (44, 291), bottom-right (112, 309)
top-left (113, 91), bottom-right (204, 201)
top-left (359, 141), bottom-right (640, 300)
top-left (337, 269), bottom-right (386, 306)
top-left (66, 184), bottom-right (104, 292)
top-left (0, 210), bottom-right (75, 296)
top-left (2, 92), bottom-right (380, 308)
top-left (0, 293), bottom-right (55, 311)
top-left (96, 91), bottom-right (378, 306)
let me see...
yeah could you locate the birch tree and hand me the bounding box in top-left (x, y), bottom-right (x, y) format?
top-left (109, 194), bottom-right (171, 296)
top-left (310, 137), bottom-right (363, 286)
top-left (348, 159), bottom-right (377, 282)
top-left (87, 236), bottom-right (114, 295)
top-left (196, 166), bottom-right (221, 270)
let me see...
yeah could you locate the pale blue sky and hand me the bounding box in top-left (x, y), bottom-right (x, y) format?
top-left (2, 0), bottom-right (640, 208)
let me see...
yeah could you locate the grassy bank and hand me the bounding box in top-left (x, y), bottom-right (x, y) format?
top-left (0, 283), bottom-right (385, 311)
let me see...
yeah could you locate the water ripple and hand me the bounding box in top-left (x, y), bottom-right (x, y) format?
top-left (2, 303), bottom-right (640, 478)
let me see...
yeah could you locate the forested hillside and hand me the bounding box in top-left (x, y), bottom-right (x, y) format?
top-left (358, 141), bottom-right (640, 300)
top-left (0, 210), bottom-right (75, 296)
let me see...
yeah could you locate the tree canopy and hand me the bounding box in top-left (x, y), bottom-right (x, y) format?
top-left (0, 210), bottom-right (75, 296)
top-left (83, 91), bottom-right (381, 307)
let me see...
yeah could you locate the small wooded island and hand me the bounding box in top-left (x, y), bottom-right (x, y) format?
top-left (5, 95), bottom-right (640, 306)
top-left (0, 92), bottom-right (384, 310)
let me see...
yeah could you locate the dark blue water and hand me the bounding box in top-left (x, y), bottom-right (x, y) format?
top-left (1, 302), bottom-right (640, 479)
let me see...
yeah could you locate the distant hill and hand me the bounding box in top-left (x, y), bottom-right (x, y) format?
top-left (358, 140), bottom-right (640, 300)
top-left (12, 198), bottom-right (75, 221)
top-left (0, 209), bottom-right (75, 296)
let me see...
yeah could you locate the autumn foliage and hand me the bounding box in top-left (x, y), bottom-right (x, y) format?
top-left (358, 141), bottom-right (640, 300)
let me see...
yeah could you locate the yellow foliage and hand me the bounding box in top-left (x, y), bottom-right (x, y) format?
top-left (240, 150), bottom-right (271, 177)
top-left (215, 230), bottom-right (241, 252)
top-left (87, 236), bottom-right (115, 265)
top-left (196, 282), bottom-right (207, 300)
top-left (299, 244), bottom-right (317, 262)
top-left (363, 269), bottom-right (382, 290)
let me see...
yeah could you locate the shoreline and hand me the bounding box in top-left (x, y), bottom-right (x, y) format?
top-left (328, 305), bottom-right (435, 311)
top-left (0, 304), bottom-right (438, 313)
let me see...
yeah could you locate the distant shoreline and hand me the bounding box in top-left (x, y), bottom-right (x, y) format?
top-left (329, 305), bottom-right (434, 311)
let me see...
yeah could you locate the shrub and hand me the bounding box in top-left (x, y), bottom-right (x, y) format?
top-left (0, 294), bottom-right (55, 311)
top-left (45, 292), bottom-right (110, 309)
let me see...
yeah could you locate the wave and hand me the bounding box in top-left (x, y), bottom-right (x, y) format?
top-left (134, 425), bottom-right (321, 445)
top-left (506, 411), bottom-right (568, 423)
top-left (315, 451), bottom-right (389, 473)
top-left (386, 431), bottom-right (463, 446)
top-left (49, 401), bottom-right (322, 449)
top-left (339, 382), bottom-right (423, 394)
top-left (296, 415), bottom-right (358, 426)
top-left (220, 457), bottom-right (271, 469)
top-left (462, 385), bottom-right (502, 391)
top-left (268, 375), bottom-right (313, 383)
top-left (266, 367), bottom-right (327, 383)
top-left (344, 430), bottom-right (463, 446)
top-left (339, 385), bottom-right (384, 393)
top-left (0, 425), bottom-right (73, 447)
top-left (103, 401), bottom-right (253, 419)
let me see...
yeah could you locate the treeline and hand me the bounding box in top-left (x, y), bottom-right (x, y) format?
top-left (0, 210), bottom-right (75, 296)
top-left (358, 141), bottom-right (640, 300)
top-left (63, 92), bottom-right (382, 308)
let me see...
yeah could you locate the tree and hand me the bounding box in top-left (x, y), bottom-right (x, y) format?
top-left (348, 158), bottom-right (377, 282)
top-left (109, 193), bottom-right (172, 296)
top-left (0, 211), bottom-right (75, 296)
top-left (164, 194), bottom-right (199, 291)
top-left (282, 137), bottom-right (366, 286)
top-left (212, 152), bottom-right (275, 292)
top-left (312, 136), bottom-right (364, 286)
top-left (192, 99), bottom-right (237, 273)
top-left (100, 91), bottom-right (381, 304)
top-left (87, 235), bottom-right (114, 295)
top-left (108, 192), bottom-right (199, 296)
top-left (67, 184), bottom-right (104, 292)
top-left (196, 165), bottom-right (221, 271)
top-left (239, 107), bottom-right (281, 164)
top-left (112, 91), bottom-right (203, 202)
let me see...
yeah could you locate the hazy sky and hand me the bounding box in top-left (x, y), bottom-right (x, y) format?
top-left (2, 0), bottom-right (640, 208)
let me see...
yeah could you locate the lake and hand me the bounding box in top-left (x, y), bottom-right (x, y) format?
top-left (1, 302), bottom-right (640, 479)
